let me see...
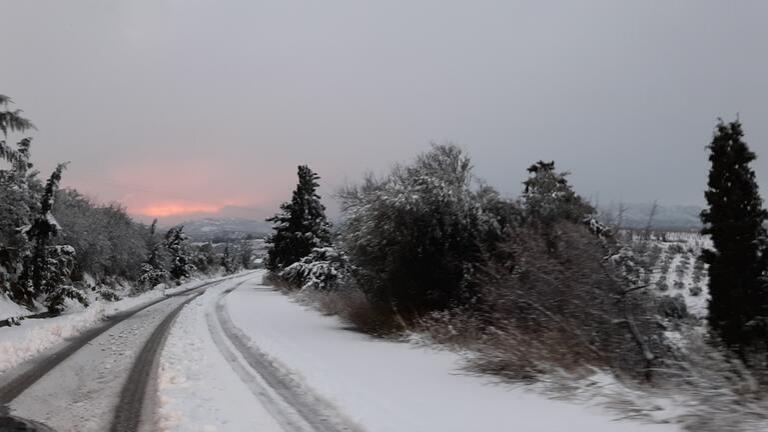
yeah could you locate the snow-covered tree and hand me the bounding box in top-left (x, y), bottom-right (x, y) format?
top-left (339, 144), bottom-right (517, 314)
top-left (53, 190), bottom-right (147, 282)
top-left (521, 160), bottom-right (594, 225)
top-left (239, 240), bottom-right (254, 270)
top-left (192, 241), bottom-right (217, 274)
top-left (0, 96), bottom-right (37, 302)
top-left (138, 219), bottom-right (169, 289)
top-left (220, 242), bottom-right (239, 274)
top-left (19, 164), bottom-right (88, 313)
top-left (164, 225), bottom-right (195, 281)
top-left (266, 165), bottom-right (331, 271)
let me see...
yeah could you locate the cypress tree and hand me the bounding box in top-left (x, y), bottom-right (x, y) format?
top-left (164, 225), bottom-right (194, 280)
top-left (266, 165), bottom-right (331, 271)
top-left (700, 119), bottom-right (768, 350)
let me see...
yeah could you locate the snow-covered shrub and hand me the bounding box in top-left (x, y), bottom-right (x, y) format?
top-left (280, 247), bottom-right (348, 291)
top-left (138, 263), bottom-right (170, 291)
top-left (297, 279), bottom-right (403, 336)
top-left (97, 289), bottom-right (121, 302)
top-left (38, 245), bottom-right (89, 314)
top-left (339, 144), bottom-right (518, 315)
top-left (521, 161), bottom-right (594, 225)
top-left (476, 220), bottom-right (671, 380)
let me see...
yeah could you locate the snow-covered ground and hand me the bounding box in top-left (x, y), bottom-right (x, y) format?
top-left (159, 270), bottom-right (679, 432)
top-left (0, 293), bottom-right (28, 322)
top-left (157, 280), bottom-right (285, 432)
top-left (0, 275), bottom-right (229, 374)
top-left (642, 232), bottom-right (711, 318)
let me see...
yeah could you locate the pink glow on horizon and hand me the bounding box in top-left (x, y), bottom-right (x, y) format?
top-left (137, 202), bottom-right (224, 218)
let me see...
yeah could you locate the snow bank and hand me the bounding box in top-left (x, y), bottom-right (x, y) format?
top-left (0, 293), bottom-right (28, 321)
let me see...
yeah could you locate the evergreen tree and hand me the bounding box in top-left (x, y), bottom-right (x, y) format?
top-left (138, 219), bottom-right (169, 289)
top-left (239, 239), bottom-right (254, 270)
top-left (164, 225), bottom-right (195, 280)
top-left (19, 163), bottom-right (88, 313)
top-left (0, 96), bottom-right (37, 301)
top-left (0, 94), bottom-right (35, 167)
top-left (700, 119), bottom-right (768, 350)
top-left (522, 160), bottom-right (594, 225)
top-left (266, 165), bottom-right (331, 271)
top-left (220, 242), bottom-right (238, 274)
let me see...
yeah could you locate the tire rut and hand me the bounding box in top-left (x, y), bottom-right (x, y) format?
top-left (0, 273), bottom-right (254, 432)
top-left (110, 271), bottom-right (259, 432)
top-left (207, 283), bottom-right (361, 432)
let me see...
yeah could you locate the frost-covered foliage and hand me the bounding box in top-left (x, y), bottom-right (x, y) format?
top-left (522, 161), bottom-right (594, 225)
top-left (192, 242), bottom-right (217, 274)
top-left (53, 189), bottom-right (148, 281)
top-left (266, 165), bottom-right (331, 271)
top-left (280, 247), bottom-right (348, 291)
top-left (220, 242), bottom-right (239, 274)
top-left (137, 263), bottom-right (169, 290)
top-left (37, 245), bottom-right (88, 314)
top-left (137, 219), bottom-right (169, 291)
top-left (0, 97), bottom-right (38, 302)
top-left (18, 164), bottom-right (89, 313)
top-left (339, 144), bottom-right (517, 314)
top-left (164, 225), bottom-right (195, 281)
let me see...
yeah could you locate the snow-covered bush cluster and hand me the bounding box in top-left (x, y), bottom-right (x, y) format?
top-left (338, 144), bottom-right (517, 315)
top-left (280, 247), bottom-right (348, 291)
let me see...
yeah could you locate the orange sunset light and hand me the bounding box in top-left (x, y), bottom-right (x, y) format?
top-left (137, 203), bottom-right (223, 218)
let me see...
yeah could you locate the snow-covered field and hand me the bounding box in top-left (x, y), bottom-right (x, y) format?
top-left (639, 232), bottom-right (711, 318)
top-left (159, 270), bottom-right (678, 432)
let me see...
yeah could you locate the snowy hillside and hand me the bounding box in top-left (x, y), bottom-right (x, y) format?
top-left (622, 232), bottom-right (711, 320)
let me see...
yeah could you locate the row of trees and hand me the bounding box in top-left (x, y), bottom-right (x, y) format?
top-left (0, 95), bottom-right (254, 316)
top-left (0, 95), bottom-right (85, 313)
top-left (266, 119), bottom-right (768, 373)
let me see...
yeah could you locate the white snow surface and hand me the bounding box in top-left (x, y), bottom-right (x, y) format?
top-left (157, 280), bottom-right (284, 432)
top-left (0, 276), bottom-right (227, 374)
top-left (162, 270), bottom-right (679, 432)
top-left (0, 293), bottom-right (28, 321)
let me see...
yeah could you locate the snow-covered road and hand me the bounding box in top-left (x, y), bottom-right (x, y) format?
top-left (158, 271), bottom-right (680, 432)
top-left (0, 270), bottom-right (684, 432)
top-left (0, 273), bottom-right (256, 432)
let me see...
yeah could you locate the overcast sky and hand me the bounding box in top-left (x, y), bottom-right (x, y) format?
top-left (2, 0), bottom-right (766, 223)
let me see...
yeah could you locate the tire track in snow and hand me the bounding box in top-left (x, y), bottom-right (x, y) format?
top-left (0, 276), bottom-right (231, 406)
top-left (0, 272), bottom-right (254, 431)
top-left (207, 283), bottom-right (361, 432)
top-left (110, 272), bottom-right (259, 432)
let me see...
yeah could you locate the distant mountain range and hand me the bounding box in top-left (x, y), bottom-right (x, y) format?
top-left (599, 203), bottom-right (703, 231)
top-left (179, 218), bottom-right (271, 241)
top-left (176, 203), bottom-right (704, 242)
